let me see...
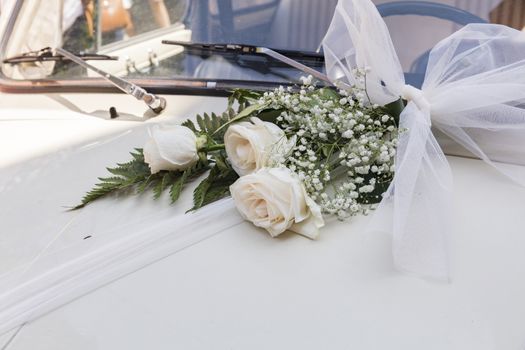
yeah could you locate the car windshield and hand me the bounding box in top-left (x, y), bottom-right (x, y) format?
top-left (0, 0), bottom-right (521, 87)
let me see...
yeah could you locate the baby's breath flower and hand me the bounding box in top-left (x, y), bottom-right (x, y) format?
top-left (256, 73), bottom-right (398, 221)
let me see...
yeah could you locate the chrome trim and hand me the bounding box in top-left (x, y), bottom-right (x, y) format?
top-left (0, 0), bottom-right (24, 63)
top-left (56, 47), bottom-right (167, 114)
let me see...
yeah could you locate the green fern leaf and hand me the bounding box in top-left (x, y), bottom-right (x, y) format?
top-left (136, 174), bottom-right (155, 194)
top-left (188, 166), bottom-right (238, 212)
top-left (189, 176), bottom-right (212, 212)
top-left (214, 153), bottom-right (229, 172)
top-left (211, 112), bottom-right (220, 132)
top-left (152, 172), bottom-right (172, 199)
top-left (169, 170), bottom-right (188, 203)
top-left (72, 149), bottom-right (151, 209)
top-left (181, 119), bottom-right (198, 133)
top-left (196, 114), bottom-right (206, 132)
top-left (130, 148), bottom-right (145, 161)
top-left (204, 113), bottom-right (213, 133)
top-left (213, 101), bottom-right (270, 136)
top-left (228, 89), bottom-right (263, 111)
top-left (97, 176), bottom-right (126, 184)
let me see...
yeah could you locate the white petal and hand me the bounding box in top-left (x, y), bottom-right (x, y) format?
top-left (153, 126), bottom-right (198, 169)
top-left (143, 139), bottom-right (166, 174)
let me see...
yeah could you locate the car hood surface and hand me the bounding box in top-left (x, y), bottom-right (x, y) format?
top-left (1, 94), bottom-right (525, 349)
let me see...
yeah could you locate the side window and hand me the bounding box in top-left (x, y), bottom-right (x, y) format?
top-left (60, 0), bottom-right (188, 52)
top-left (99, 0), bottom-right (189, 47)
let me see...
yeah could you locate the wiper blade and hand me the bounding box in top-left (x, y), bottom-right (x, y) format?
top-left (162, 41), bottom-right (348, 88)
top-left (2, 47), bottom-right (117, 64)
top-left (162, 41), bottom-right (324, 62)
top-left (55, 48), bottom-right (166, 114)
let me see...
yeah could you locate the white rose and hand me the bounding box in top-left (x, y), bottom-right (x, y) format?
top-left (143, 125), bottom-right (199, 174)
top-left (224, 117), bottom-right (290, 176)
top-left (230, 167), bottom-right (324, 239)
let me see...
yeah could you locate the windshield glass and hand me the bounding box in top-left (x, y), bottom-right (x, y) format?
top-left (0, 0), bottom-right (521, 87)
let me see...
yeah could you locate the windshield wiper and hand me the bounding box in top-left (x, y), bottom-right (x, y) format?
top-left (3, 47), bottom-right (165, 114)
top-left (162, 41), bottom-right (324, 62)
top-left (2, 47), bottom-right (117, 64)
top-left (162, 41), bottom-right (349, 89)
top-left (54, 48), bottom-right (166, 114)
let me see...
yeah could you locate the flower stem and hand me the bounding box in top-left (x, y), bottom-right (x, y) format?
top-left (202, 144), bottom-right (225, 152)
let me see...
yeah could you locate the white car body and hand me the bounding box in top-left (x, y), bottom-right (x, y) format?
top-left (1, 1), bottom-right (525, 349)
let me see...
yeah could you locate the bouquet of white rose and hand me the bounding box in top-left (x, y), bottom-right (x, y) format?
top-left (75, 73), bottom-right (401, 239)
top-left (7, 0), bottom-right (525, 336)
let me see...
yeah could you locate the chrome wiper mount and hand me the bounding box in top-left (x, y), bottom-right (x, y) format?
top-left (56, 48), bottom-right (166, 114)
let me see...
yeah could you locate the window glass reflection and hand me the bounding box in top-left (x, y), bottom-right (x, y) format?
top-left (3, 0), bottom-right (525, 84)
top-left (61, 0), bottom-right (188, 50)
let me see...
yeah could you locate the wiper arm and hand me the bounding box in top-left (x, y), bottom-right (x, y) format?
top-left (2, 47), bottom-right (117, 64)
top-left (162, 41), bottom-right (324, 62)
top-left (161, 41), bottom-right (348, 88)
top-left (3, 47), bottom-right (165, 114)
top-left (55, 48), bottom-right (166, 114)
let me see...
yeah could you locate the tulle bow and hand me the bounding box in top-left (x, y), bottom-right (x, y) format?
top-left (323, 0), bottom-right (525, 280)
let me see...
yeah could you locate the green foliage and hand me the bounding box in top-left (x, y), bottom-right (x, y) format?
top-left (188, 163), bottom-right (238, 212)
top-left (228, 89), bottom-right (263, 111)
top-left (72, 149), bottom-right (209, 210)
top-left (182, 108), bottom-right (237, 142)
top-left (317, 87), bottom-right (341, 100)
top-left (213, 101), bottom-right (271, 136)
top-left (154, 172), bottom-right (173, 199)
top-left (182, 90), bottom-right (274, 140)
top-left (74, 88), bottom-right (263, 211)
top-left (73, 149), bottom-right (149, 209)
top-left (169, 171), bottom-right (187, 202)
top-left (384, 97), bottom-right (405, 125)
top-left (255, 108), bottom-right (283, 123)
top-left (75, 83), bottom-right (399, 218)
top-left (357, 173), bottom-right (393, 205)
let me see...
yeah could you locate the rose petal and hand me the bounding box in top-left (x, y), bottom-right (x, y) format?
top-left (230, 167), bottom-right (323, 239)
top-left (143, 125), bottom-right (199, 173)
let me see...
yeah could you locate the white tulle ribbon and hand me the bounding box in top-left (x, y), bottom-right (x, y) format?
top-left (0, 127), bottom-right (245, 334)
top-left (323, 0), bottom-right (525, 280)
top-left (402, 85), bottom-right (430, 114)
top-left (0, 197), bottom-right (243, 335)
